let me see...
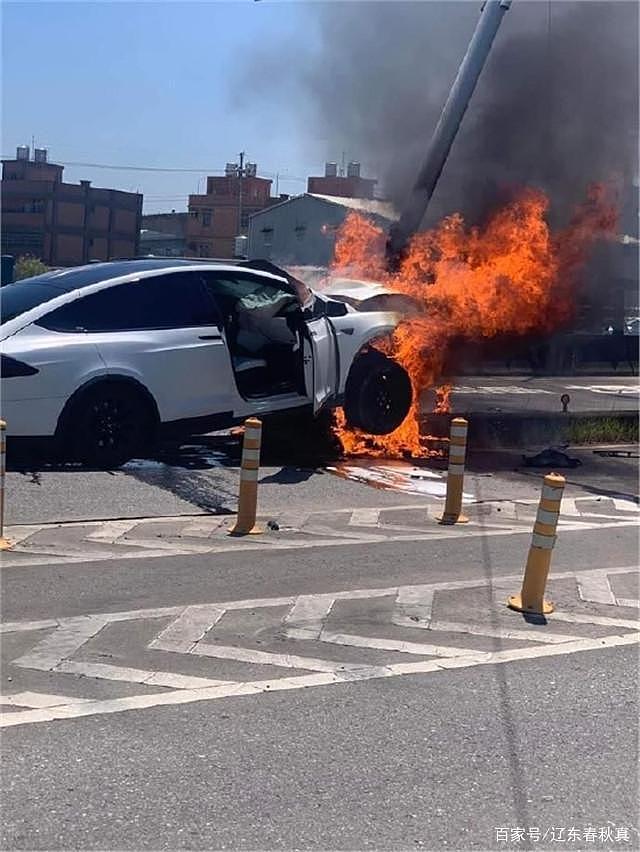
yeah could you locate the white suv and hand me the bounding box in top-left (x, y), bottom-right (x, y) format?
top-left (1, 259), bottom-right (412, 467)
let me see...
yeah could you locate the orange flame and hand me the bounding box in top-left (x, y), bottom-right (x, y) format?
top-left (332, 185), bottom-right (617, 458)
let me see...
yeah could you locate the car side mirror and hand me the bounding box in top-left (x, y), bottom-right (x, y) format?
top-left (325, 299), bottom-right (349, 318)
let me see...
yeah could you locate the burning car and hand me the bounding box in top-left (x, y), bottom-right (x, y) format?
top-left (0, 258), bottom-right (412, 467)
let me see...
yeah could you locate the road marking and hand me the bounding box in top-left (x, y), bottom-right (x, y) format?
top-left (612, 499), bottom-right (640, 513)
top-left (150, 604), bottom-right (226, 653)
top-left (0, 691), bottom-right (93, 709)
top-left (56, 660), bottom-right (232, 690)
top-left (2, 511), bottom-right (638, 569)
top-left (2, 632), bottom-right (637, 729)
top-left (348, 508), bottom-right (381, 526)
top-left (191, 642), bottom-right (356, 673)
top-left (577, 570), bottom-right (616, 605)
top-left (104, 537), bottom-right (215, 554)
top-left (559, 499), bottom-right (582, 517)
top-left (417, 620), bottom-right (580, 644)
top-left (179, 519), bottom-right (228, 537)
top-left (2, 565), bottom-right (637, 729)
top-left (453, 385), bottom-right (554, 395)
top-left (564, 384), bottom-right (639, 396)
top-left (0, 618), bottom-right (59, 634)
top-left (284, 594), bottom-right (335, 640)
top-left (86, 519), bottom-right (140, 543)
top-left (552, 611), bottom-right (639, 629)
top-left (319, 630), bottom-right (481, 658)
top-left (615, 598), bottom-right (640, 609)
top-left (13, 615), bottom-right (109, 671)
top-left (392, 586), bottom-right (435, 628)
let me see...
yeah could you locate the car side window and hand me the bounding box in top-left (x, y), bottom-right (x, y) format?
top-left (36, 273), bottom-right (219, 333)
top-left (203, 272), bottom-right (299, 319)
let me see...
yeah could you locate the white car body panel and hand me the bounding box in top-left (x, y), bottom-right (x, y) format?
top-left (0, 261), bottom-right (407, 441)
top-left (1, 325), bottom-right (108, 436)
top-left (308, 316), bottom-right (339, 412)
top-left (91, 328), bottom-right (234, 423)
top-left (329, 310), bottom-right (400, 394)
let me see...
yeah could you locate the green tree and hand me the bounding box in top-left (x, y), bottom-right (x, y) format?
top-left (14, 255), bottom-right (49, 281)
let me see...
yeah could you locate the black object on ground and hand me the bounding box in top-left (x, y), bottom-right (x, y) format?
top-left (522, 448), bottom-right (582, 469)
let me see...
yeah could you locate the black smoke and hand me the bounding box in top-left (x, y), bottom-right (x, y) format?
top-left (240, 1), bottom-right (638, 233)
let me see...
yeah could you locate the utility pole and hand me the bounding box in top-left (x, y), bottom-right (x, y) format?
top-left (237, 151), bottom-right (245, 235)
top-left (386, 0), bottom-right (512, 265)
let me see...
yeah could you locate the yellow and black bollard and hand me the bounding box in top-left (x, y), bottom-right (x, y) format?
top-left (0, 420), bottom-right (10, 550)
top-left (507, 472), bottom-right (566, 615)
top-left (229, 417), bottom-right (263, 536)
top-left (437, 417), bottom-right (469, 525)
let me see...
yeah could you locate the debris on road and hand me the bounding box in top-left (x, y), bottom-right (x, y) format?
top-left (522, 448), bottom-right (582, 469)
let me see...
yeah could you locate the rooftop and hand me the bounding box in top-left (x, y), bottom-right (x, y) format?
top-left (249, 193), bottom-right (398, 222)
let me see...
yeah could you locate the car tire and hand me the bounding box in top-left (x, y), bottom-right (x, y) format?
top-left (344, 350), bottom-right (412, 435)
top-left (63, 382), bottom-right (156, 468)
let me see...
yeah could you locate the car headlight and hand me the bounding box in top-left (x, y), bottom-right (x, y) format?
top-left (0, 355), bottom-right (39, 378)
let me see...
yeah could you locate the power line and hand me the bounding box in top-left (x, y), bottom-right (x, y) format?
top-left (1, 155), bottom-right (310, 182)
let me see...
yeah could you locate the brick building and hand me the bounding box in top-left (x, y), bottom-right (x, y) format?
top-left (307, 162), bottom-right (376, 200)
top-left (186, 163), bottom-right (273, 258)
top-left (141, 211), bottom-right (188, 238)
top-left (1, 146), bottom-right (142, 266)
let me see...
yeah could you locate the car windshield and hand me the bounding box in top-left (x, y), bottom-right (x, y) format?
top-left (0, 280), bottom-right (69, 324)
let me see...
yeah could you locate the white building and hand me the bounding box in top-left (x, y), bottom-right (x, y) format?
top-left (247, 193), bottom-right (397, 267)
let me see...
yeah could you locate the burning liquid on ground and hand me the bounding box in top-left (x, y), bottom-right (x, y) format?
top-left (331, 185), bottom-right (617, 459)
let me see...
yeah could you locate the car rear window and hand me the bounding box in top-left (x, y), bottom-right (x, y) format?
top-left (0, 281), bottom-right (68, 325)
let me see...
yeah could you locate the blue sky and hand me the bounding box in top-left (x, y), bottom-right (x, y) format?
top-left (2, 1), bottom-right (325, 212)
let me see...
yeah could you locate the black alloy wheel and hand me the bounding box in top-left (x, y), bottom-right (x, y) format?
top-left (69, 384), bottom-right (154, 468)
top-left (344, 351), bottom-right (412, 435)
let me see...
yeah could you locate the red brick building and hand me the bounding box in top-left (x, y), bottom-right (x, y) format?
top-left (307, 162), bottom-right (376, 200)
top-left (186, 163), bottom-right (273, 258)
top-left (1, 147), bottom-right (142, 266)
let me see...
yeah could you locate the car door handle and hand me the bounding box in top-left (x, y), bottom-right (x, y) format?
top-left (198, 334), bottom-right (222, 341)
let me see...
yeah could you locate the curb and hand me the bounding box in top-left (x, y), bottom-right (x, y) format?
top-left (420, 410), bottom-right (639, 449)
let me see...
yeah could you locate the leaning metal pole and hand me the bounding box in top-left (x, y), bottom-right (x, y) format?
top-left (387, 0), bottom-right (512, 265)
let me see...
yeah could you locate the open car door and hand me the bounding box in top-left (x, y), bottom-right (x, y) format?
top-left (305, 312), bottom-right (339, 414)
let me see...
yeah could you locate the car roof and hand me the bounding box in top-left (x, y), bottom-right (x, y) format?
top-left (1, 259), bottom-right (315, 339)
top-left (22, 259), bottom-right (251, 293)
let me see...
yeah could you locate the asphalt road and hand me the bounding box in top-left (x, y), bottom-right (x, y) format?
top-left (1, 375), bottom-right (638, 851)
top-left (2, 520), bottom-right (639, 850)
top-left (445, 376), bottom-right (639, 414)
top-left (2, 645), bottom-right (637, 851)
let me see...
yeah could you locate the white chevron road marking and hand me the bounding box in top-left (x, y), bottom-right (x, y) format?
top-left (348, 508), bottom-right (381, 526)
top-left (150, 604), bottom-right (227, 653)
top-left (0, 691), bottom-right (93, 709)
top-left (3, 565), bottom-right (638, 728)
top-left (2, 632), bottom-right (638, 729)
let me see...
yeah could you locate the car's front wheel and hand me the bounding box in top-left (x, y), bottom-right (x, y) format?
top-left (344, 350), bottom-right (412, 435)
top-left (62, 382), bottom-right (156, 468)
